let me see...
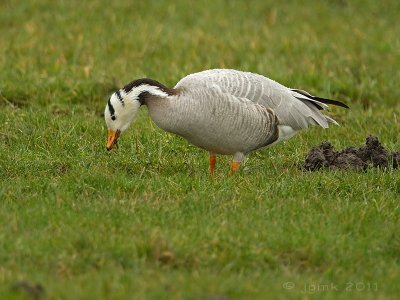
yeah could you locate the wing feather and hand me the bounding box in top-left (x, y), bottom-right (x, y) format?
top-left (175, 69), bottom-right (346, 131)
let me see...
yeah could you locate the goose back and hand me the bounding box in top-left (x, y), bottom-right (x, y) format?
top-left (175, 69), bottom-right (334, 130)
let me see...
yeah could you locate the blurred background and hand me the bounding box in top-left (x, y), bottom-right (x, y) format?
top-left (1, 0), bottom-right (399, 110)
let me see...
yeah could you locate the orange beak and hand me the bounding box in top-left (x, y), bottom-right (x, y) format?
top-left (106, 129), bottom-right (121, 151)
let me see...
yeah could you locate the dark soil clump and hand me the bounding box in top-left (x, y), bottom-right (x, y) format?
top-left (303, 135), bottom-right (400, 171)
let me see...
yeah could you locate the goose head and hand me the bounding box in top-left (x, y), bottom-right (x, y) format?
top-left (104, 79), bottom-right (173, 150)
top-left (105, 90), bottom-right (140, 150)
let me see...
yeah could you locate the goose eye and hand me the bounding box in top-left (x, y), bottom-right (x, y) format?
top-left (111, 116), bottom-right (116, 121)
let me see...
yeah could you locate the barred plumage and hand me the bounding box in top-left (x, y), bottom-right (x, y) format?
top-left (104, 69), bottom-right (348, 174)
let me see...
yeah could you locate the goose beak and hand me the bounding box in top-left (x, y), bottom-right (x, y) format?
top-left (106, 129), bottom-right (121, 151)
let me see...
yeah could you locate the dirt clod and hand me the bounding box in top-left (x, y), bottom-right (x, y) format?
top-left (157, 251), bottom-right (175, 265)
top-left (303, 135), bottom-right (400, 171)
top-left (12, 281), bottom-right (45, 300)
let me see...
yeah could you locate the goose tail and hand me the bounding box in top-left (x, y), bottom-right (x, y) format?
top-left (291, 89), bottom-right (349, 110)
top-left (290, 89), bottom-right (348, 129)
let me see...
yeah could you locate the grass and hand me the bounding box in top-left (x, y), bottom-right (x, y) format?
top-left (0, 0), bottom-right (399, 299)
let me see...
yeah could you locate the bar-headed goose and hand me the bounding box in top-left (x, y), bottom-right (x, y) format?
top-left (105, 69), bottom-right (348, 175)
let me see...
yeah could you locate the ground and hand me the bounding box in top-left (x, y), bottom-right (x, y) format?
top-left (0, 0), bottom-right (399, 299)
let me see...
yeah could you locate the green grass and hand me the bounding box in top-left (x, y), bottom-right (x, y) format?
top-left (1, 0), bottom-right (400, 299)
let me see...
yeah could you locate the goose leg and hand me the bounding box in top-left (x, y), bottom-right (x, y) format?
top-left (230, 152), bottom-right (245, 174)
top-left (230, 162), bottom-right (240, 173)
top-left (209, 152), bottom-right (217, 176)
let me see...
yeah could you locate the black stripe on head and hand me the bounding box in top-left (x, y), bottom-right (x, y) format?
top-left (138, 91), bottom-right (149, 105)
top-left (108, 97), bottom-right (116, 120)
top-left (116, 90), bottom-right (124, 105)
top-left (122, 78), bottom-right (176, 96)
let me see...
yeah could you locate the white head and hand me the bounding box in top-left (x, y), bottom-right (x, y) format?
top-left (104, 79), bottom-right (173, 150)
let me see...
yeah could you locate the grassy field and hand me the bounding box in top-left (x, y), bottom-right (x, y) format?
top-left (1, 0), bottom-right (400, 299)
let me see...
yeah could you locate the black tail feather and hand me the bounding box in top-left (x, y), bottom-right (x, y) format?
top-left (312, 96), bottom-right (349, 109)
top-left (292, 89), bottom-right (349, 109)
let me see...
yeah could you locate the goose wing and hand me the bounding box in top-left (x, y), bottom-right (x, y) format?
top-left (175, 69), bottom-right (346, 131)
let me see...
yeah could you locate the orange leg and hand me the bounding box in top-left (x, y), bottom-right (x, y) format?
top-left (230, 161), bottom-right (241, 174)
top-left (209, 154), bottom-right (217, 176)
